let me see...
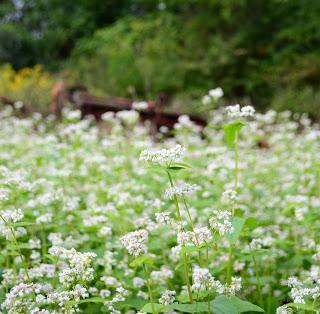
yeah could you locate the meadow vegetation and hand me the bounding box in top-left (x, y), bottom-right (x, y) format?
top-left (0, 102), bottom-right (319, 313)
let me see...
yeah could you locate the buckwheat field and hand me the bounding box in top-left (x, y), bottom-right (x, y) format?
top-left (0, 103), bottom-right (319, 314)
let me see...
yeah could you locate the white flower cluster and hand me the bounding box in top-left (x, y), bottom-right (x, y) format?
top-left (62, 108), bottom-right (81, 120)
top-left (209, 210), bottom-right (234, 235)
top-left (2, 282), bottom-right (48, 313)
top-left (132, 101), bottom-right (148, 110)
top-left (193, 226), bottom-right (212, 245)
top-left (276, 307), bottom-right (293, 314)
top-left (222, 189), bottom-right (238, 203)
top-left (0, 188), bottom-right (9, 201)
top-left (0, 208), bottom-right (25, 240)
top-left (164, 182), bottom-right (200, 199)
top-left (191, 267), bottom-right (225, 294)
top-left (2, 281), bottom-right (88, 313)
top-left (139, 144), bottom-right (185, 166)
top-left (49, 247), bottom-right (96, 287)
top-left (36, 213), bottom-right (53, 224)
top-left (120, 229), bottom-right (148, 256)
top-left (287, 276), bottom-right (320, 304)
top-left (104, 286), bottom-right (129, 314)
top-left (177, 226), bottom-right (212, 247)
top-left (191, 266), bottom-right (242, 296)
top-left (0, 208), bottom-right (24, 223)
top-left (202, 87), bottom-right (224, 105)
top-left (159, 290), bottom-right (176, 305)
top-left (155, 211), bottom-right (173, 225)
top-left (116, 110), bottom-right (139, 125)
top-left (228, 277), bottom-right (242, 295)
top-left (174, 115), bottom-right (201, 133)
top-left (151, 266), bottom-right (174, 284)
top-left (226, 104), bottom-right (255, 118)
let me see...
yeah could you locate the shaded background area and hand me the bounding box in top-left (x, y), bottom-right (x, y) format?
top-left (0, 0), bottom-right (320, 118)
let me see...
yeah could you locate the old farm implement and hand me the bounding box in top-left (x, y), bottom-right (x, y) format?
top-left (51, 81), bottom-right (207, 130)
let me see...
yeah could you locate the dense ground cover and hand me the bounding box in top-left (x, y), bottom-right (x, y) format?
top-left (0, 104), bottom-right (319, 313)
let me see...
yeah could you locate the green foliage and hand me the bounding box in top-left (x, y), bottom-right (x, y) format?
top-left (212, 295), bottom-right (264, 313)
top-left (223, 122), bottom-right (245, 148)
top-left (70, 14), bottom-right (185, 98)
top-left (68, 0), bottom-right (320, 117)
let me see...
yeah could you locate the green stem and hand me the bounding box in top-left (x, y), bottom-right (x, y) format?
top-left (183, 196), bottom-right (202, 266)
top-left (167, 171), bottom-right (182, 221)
top-left (207, 298), bottom-right (211, 314)
top-left (226, 244), bottom-right (233, 285)
top-left (227, 131), bottom-right (239, 284)
top-left (40, 223), bottom-right (47, 260)
top-left (251, 249), bottom-right (263, 308)
top-left (0, 214), bottom-right (31, 281)
top-left (143, 263), bottom-right (156, 314)
top-left (167, 171), bottom-right (193, 303)
top-left (234, 131), bottom-right (239, 194)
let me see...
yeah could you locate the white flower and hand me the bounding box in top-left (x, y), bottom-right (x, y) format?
top-left (132, 101), bottom-right (148, 110)
top-left (222, 189), bottom-right (238, 203)
top-left (227, 277), bottom-right (242, 295)
top-left (193, 226), bottom-right (212, 245)
top-left (159, 290), bottom-right (176, 305)
top-left (36, 213), bottom-right (53, 224)
top-left (209, 210), bottom-right (233, 235)
top-left (116, 110), bottom-right (139, 125)
top-left (191, 267), bottom-right (224, 293)
top-left (164, 182), bottom-right (200, 199)
top-left (120, 229), bottom-right (148, 256)
top-left (0, 208), bottom-right (24, 223)
top-left (209, 87), bottom-right (224, 99)
top-left (140, 144), bottom-right (185, 167)
top-left (133, 277), bottom-right (145, 288)
top-left (202, 95), bottom-right (211, 105)
top-left (276, 307), bottom-right (293, 314)
top-left (250, 238), bottom-right (263, 250)
top-left (226, 104), bottom-right (255, 118)
top-left (101, 112), bottom-right (115, 122)
top-left (155, 211), bottom-right (173, 225)
top-left (151, 266), bottom-right (173, 284)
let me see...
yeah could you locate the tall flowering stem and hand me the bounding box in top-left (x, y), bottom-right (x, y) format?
top-left (226, 130), bottom-right (239, 284)
top-left (250, 247), bottom-right (264, 307)
top-left (224, 104), bottom-right (255, 285)
top-left (182, 196), bottom-right (203, 266)
top-left (0, 214), bottom-right (31, 281)
top-left (167, 170), bottom-right (193, 303)
top-left (143, 263), bottom-right (156, 314)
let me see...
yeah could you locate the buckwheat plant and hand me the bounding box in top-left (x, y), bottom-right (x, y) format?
top-left (140, 144), bottom-right (195, 303)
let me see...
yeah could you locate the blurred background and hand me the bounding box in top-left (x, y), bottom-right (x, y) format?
top-left (0, 0), bottom-right (320, 118)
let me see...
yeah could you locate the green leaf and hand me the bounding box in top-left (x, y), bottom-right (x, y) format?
top-left (114, 297), bottom-right (147, 310)
top-left (78, 297), bottom-right (106, 304)
top-left (223, 121), bottom-right (245, 148)
top-left (284, 302), bottom-right (317, 312)
top-left (212, 295), bottom-right (264, 314)
top-left (244, 217), bottom-right (258, 229)
top-left (180, 244), bottom-right (206, 254)
top-left (226, 217), bottom-right (246, 244)
top-left (7, 243), bottom-right (30, 250)
top-left (167, 162), bottom-right (191, 171)
top-left (169, 302), bottom-right (209, 313)
top-left (11, 222), bottom-right (35, 227)
top-left (129, 255), bottom-right (154, 268)
top-left (67, 297), bottom-right (106, 306)
top-left (172, 162), bottom-right (192, 168)
top-left (140, 303), bottom-right (166, 313)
